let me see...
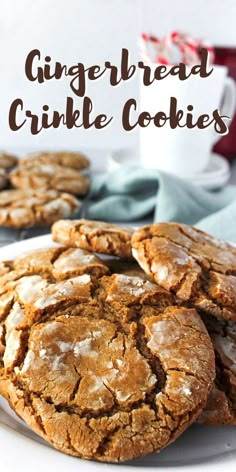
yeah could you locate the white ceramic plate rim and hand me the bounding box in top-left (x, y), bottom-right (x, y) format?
top-left (0, 234), bottom-right (236, 472)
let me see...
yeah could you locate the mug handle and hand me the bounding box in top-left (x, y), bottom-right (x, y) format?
top-left (212, 76), bottom-right (236, 145)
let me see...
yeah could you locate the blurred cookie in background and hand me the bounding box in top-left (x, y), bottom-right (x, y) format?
top-left (0, 152), bottom-right (18, 170)
top-left (0, 169), bottom-right (9, 190)
top-left (0, 189), bottom-right (79, 228)
top-left (19, 151), bottom-right (90, 170)
top-left (10, 164), bottom-right (90, 196)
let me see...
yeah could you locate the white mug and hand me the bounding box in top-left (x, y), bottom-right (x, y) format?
top-left (139, 65), bottom-right (236, 177)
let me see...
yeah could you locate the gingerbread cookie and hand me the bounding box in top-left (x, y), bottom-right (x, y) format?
top-left (19, 151), bottom-right (90, 170)
top-left (0, 260), bottom-right (12, 276)
top-left (0, 189), bottom-right (79, 228)
top-left (0, 152), bottom-right (18, 170)
top-left (52, 219), bottom-right (134, 259)
top-left (132, 223), bottom-right (236, 322)
top-left (198, 312), bottom-right (236, 425)
top-left (0, 169), bottom-right (8, 190)
top-left (0, 271), bottom-right (215, 462)
top-left (14, 246), bottom-right (109, 280)
top-left (10, 165), bottom-right (90, 196)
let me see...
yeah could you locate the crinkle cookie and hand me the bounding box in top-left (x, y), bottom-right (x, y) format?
top-left (0, 169), bottom-right (8, 190)
top-left (10, 165), bottom-right (90, 196)
top-left (0, 271), bottom-right (214, 462)
top-left (0, 189), bottom-right (79, 228)
top-left (0, 260), bottom-right (13, 276)
top-left (198, 312), bottom-right (236, 425)
top-left (0, 152), bottom-right (18, 170)
top-left (19, 151), bottom-right (90, 170)
top-left (52, 219), bottom-right (134, 259)
top-left (132, 223), bottom-right (236, 322)
top-left (13, 246), bottom-right (109, 280)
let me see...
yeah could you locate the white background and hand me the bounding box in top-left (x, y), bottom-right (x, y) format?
top-left (0, 0), bottom-right (236, 154)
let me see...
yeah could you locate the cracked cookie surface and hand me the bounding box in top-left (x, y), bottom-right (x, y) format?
top-left (198, 312), bottom-right (236, 425)
top-left (13, 246), bottom-right (109, 280)
top-left (52, 219), bottom-right (134, 259)
top-left (10, 165), bottom-right (90, 196)
top-left (19, 151), bottom-right (90, 170)
top-left (132, 223), bottom-right (236, 322)
top-left (0, 189), bottom-right (79, 228)
top-left (0, 269), bottom-right (215, 462)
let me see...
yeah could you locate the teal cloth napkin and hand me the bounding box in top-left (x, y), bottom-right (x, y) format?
top-left (84, 165), bottom-right (236, 242)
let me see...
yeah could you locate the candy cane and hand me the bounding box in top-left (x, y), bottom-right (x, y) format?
top-left (139, 33), bottom-right (171, 64)
top-left (139, 31), bottom-right (215, 66)
top-left (139, 33), bottom-right (152, 63)
top-left (171, 32), bottom-right (199, 64)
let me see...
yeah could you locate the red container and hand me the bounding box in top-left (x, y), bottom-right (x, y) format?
top-left (213, 46), bottom-right (236, 160)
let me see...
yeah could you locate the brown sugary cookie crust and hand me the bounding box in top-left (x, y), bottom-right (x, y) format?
top-left (0, 189), bottom-right (79, 228)
top-left (19, 151), bottom-right (90, 170)
top-left (132, 222), bottom-right (236, 322)
top-left (0, 269), bottom-right (215, 462)
top-left (0, 169), bottom-right (8, 190)
top-left (13, 246), bottom-right (109, 280)
top-left (52, 219), bottom-right (134, 259)
top-left (0, 152), bottom-right (18, 170)
top-left (10, 165), bottom-right (90, 196)
top-left (198, 312), bottom-right (236, 425)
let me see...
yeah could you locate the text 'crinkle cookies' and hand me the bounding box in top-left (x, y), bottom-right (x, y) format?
top-left (0, 189), bottom-right (79, 228)
top-left (0, 261), bottom-right (215, 462)
top-left (131, 222), bottom-right (236, 322)
top-left (52, 219), bottom-right (134, 259)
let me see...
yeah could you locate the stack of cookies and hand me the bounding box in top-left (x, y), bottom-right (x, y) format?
top-left (0, 151), bottom-right (91, 229)
top-left (0, 219), bottom-right (235, 463)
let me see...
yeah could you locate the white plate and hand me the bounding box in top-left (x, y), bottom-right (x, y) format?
top-left (0, 234), bottom-right (235, 472)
